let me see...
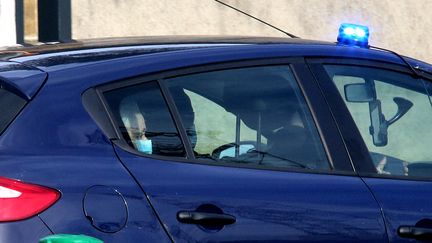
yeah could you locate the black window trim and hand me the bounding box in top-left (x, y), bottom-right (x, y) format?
top-left (93, 57), bottom-right (356, 176)
top-left (96, 80), bottom-right (191, 159)
top-left (0, 81), bottom-right (29, 136)
top-left (307, 57), bottom-right (432, 181)
top-left (158, 79), bottom-right (195, 159)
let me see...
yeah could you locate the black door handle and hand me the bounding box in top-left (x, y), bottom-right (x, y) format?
top-left (398, 226), bottom-right (432, 240)
top-left (177, 211), bottom-right (236, 226)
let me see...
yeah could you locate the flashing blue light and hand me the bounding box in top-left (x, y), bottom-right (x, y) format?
top-left (337, 23), bottom-right (369, 47)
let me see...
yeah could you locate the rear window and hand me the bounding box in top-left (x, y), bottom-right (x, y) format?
top-left (0, 87), bottom-right (26, 134)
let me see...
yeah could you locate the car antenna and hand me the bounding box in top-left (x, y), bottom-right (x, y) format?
top-left (337, 24), bottom-right (421, 79)
top-left (370, 45), bottom-right (421, 79)
top-left (214, 0), bottom-right (299, 38)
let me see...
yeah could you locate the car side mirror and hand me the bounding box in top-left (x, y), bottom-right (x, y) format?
top-left (344, 83), bottom-right (374, 102)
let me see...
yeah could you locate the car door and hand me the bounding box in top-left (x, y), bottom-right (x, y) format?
top-left (99, 59), bottom-right (387, 242)
top-left (309, 58), bottom-right (432, 242)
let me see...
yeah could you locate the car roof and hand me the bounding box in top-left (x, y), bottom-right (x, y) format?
top-left (0, 35), bottom-right (331, 62)
top-left (1, 35), bottom-right (432, 76)
top-left (0, 36), bottom-right (331, 55)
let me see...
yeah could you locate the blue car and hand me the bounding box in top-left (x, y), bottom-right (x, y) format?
top-left (1, 26), bottom-right (432, 242)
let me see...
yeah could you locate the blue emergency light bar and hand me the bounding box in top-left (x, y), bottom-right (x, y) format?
top-left (337, 23), bottom-right (369, 47)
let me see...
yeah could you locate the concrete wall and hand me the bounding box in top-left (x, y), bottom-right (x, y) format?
top-left (24, 0), bottom-right (38, 42)
top-left (0, 0), bottom-right (16, 47)
top-left (71, 0), bottom-right (432, 63)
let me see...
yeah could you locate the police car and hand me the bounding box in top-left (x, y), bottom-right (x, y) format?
top-left (1, 24), bottom-right (432, 242)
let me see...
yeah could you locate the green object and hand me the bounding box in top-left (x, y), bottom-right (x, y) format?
top-left (39, 234), bottom-right (103, 243)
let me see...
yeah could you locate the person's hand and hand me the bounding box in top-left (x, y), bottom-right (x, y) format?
top-left (376, 155), bottom-right (409, 176)
top-left (376, 156), bottom-right (391, 175)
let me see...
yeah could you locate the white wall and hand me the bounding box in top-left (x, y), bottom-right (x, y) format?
top-left (71, 0), bottom-right (432, 63)
top-left (0, 0), bottom-right (16, 47)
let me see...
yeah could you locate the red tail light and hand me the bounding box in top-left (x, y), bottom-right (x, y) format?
top-left (0, 177), bottom-right (60, 221)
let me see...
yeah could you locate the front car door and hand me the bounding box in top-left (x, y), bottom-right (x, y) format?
top-left (98, 59), bottom-right (387, 242)
top-left (309, 58), bottom-right (432, 242)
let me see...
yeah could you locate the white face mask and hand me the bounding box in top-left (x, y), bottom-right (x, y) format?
top-left (135, 139), bottom-right (152, 154)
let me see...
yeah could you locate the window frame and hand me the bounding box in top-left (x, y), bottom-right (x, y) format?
top-left (0, 82), bottom-right (28, 136)
top-left (94, 58), bottom-right (355, 175)
top-left (307, 57), bottom-right (432, 181)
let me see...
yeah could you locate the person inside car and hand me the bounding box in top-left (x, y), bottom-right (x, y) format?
top-left (119, 96), bottom-right (153, 154)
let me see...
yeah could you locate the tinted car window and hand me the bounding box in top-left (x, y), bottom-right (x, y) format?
top-left (165, 66), bottom-right (330, 170)
top-left (0, 87), bottom-right (26, 134)
top-left (104, 81), bottom-right (186, 157)
top-left (325, 65), bottom-right (432, 177)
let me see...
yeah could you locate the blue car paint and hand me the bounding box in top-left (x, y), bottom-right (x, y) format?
top-left (11, 44), bottom-right (431, 74)
top-left (363, 178), bottom-right (432, 243)
top-left (114, 147), bottom-right (388, 242)
top-left (0, 68), bottom-right (170, 242)
top-left (0, 61), bottom-right (47, 99)
top-left (0, 40), bottom-right (431, 242)
top-left (0, 216), bottom-right (52, 242)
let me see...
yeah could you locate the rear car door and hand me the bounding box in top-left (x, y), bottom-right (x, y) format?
top-left (309, 58), bottom-right (432, 242)
top-left (99, 59), bottom-right (387, 242)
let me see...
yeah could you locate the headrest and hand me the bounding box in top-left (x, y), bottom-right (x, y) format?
top-left (222, 73), bottom-right (299, 133)
top-left (170, 87), bottom-right (194, 127)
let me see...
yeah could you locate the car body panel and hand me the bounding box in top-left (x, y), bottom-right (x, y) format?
top-left (0, 61), bottom-right (47, 99)
top-left (307, 58), bottom-right (432, 242)
top-left (7, 44), bottom-right (411, 72)
top-left (363, 178), bottom-right (432, 243)
top-left (98, 55), bottom-right (387, 242)
top-left (0, 69), bottom-right (170, 242)
top-left (3, 36), bottom-right (432, 76)
top-left (114, 147), bottom-right (387, 242)
top-left (0, 37), bottom-right (431, 242)
top-left (0, 216), bottom-right (52, 242)
top-left (7, 44), bottom-right (428, 92)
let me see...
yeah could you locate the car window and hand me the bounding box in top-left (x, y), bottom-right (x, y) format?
top-left (324, 65), bottom-right (432, 177)
top-left (164, 65), bottom-right (330, 170)
top-left (104, 81), bottom-right (186, 157)
top-left (181, 89), bottom-right (265, 156)
top-left (0, 87), bottom-right (26, 134)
